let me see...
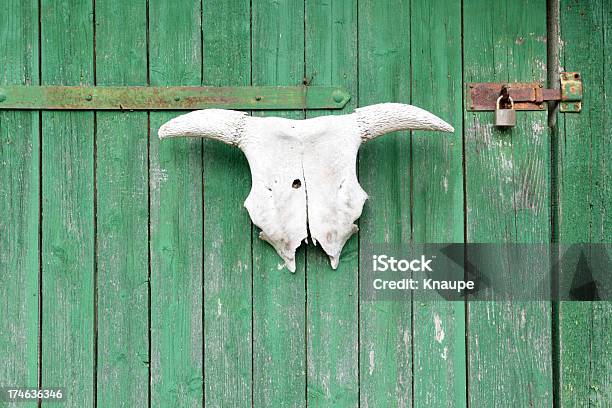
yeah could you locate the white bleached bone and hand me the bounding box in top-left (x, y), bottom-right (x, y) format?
top-left (159, 103), bottom-right (454, 272)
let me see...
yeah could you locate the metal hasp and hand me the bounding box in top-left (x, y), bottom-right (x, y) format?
top-left (466, 72), bottom-right (582, 112)
top-left (0, 86), bottom-right (351, 110)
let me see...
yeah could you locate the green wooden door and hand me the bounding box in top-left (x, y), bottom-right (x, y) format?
top-left (0, 0), bottom-right (610, 407)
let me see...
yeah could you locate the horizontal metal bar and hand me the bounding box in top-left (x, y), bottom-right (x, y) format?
top-left (0, 86), bottom-right (351, 110)
top-left (466, 72), bottom-right (582, 112)
top-left (467, 82), bottom-right (550, 111)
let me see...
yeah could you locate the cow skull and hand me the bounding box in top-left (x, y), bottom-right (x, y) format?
top-left (159, 103), bottom-right (453, 272)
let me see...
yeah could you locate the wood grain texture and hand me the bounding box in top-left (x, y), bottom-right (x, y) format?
top-left (558, 1), bottom-right (612, 406)
top-left (410, 1), bottom-right (466, 407)
top-left (148, 1), bottom-right (203, 406)
top-left (304, 0), bottom-right (359, 406)
top-left (201, 1), bottom-right (253, 406)
top-left (463, 1), bottom-right (553, 406)
top-left (0, 1), bottom-right (39, 407)
top-left (94, 0), bottom-right (149, 406)
top-left (251, 0), bottom-right (306, 406)
top-left (40, 1), bottom-right (95, 406)
top-left (3, 2), bottom-right (612, 406)
top-left (358, 0), bottom-right (413, 406)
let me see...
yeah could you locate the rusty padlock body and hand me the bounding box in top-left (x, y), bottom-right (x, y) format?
top-left (495, 95), bottom-right (516, 127)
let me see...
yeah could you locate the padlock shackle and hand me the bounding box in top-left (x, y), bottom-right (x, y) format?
top-left (496, 95), bottom-right (514, 109)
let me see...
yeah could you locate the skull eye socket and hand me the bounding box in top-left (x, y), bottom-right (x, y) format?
top-left (292, 179), bottom-right (302, 189)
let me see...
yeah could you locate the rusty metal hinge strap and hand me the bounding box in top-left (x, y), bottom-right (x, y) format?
top-left (0, 85), bottom-right (351, 110)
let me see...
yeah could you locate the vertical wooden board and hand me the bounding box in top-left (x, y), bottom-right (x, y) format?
top-left (201, 1), bottom-right (252, 406)
top-left (358, 1), bottom-right (412, 406)
top-left (95, 0), bottom-right (149, 406)
top-left (149, 1), bottom-right (203, 406)
top-left (586, 302), bottom-right (612, 406)
top-left (558, 1), bottom-right (612, 406)
top-left (304, 0), bottom-right (359, 406)
top-left (557, 302), bottom-right (612, 407)
top-left (40, 1), bottom-right (95, 406)
top-left (463, 1), bottom-right (553, 406)
top-left (0, 1), bottom-right (39, 406)
top-left (410, 1), bottom-right (466, 407)
top-left (251, 0), bottom-right (306, 406)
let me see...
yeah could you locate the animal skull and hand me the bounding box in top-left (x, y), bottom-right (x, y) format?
top-left (159, 103), bottom-right (453, 272)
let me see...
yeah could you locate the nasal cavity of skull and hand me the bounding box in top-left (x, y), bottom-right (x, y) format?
top-left (292, 179), bottom-right (302, 189)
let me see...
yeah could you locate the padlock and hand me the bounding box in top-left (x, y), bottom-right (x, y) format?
top-left (495, 95), bottom-right (516, 127)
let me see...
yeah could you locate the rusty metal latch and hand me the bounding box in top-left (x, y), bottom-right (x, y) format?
top-left (466, 72), bottom-right (582, 113)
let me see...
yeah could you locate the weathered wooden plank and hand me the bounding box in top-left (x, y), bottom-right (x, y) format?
top-left (40, 0), bottom-right (95, 406)
top-left (410, 1), bottom-right (467, 407)
top-left (304, 1), bottom-right (359, 406)
top-left (358, 0), bottom-right (412, 406)
top-left (0, 85), bottom-right (350, 110)
top-left (463, 0), bottom-right (553, 406)
top-left (149, 0), bottom-right (203, 406)
top-left (0, 1), bottom-right (39, 406)
top-left (251, 0), bottom-right (306, 406)
top-left (94, 1), bottom-right (149, 406)
top-left (558, 1), bottom-right (612, 406)
top-left (201, 1), bottom-right (252, 406)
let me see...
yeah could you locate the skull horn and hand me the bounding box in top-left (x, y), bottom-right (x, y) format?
top-left (354, 103), bottom-right (454, 141)
top-left (157, 109), bottom-right (247, 145)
